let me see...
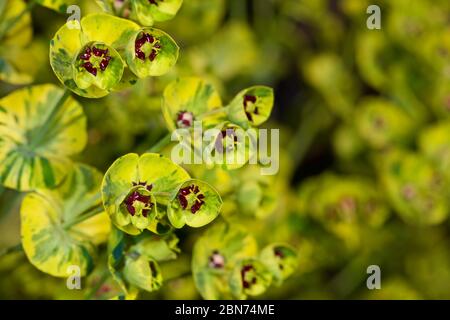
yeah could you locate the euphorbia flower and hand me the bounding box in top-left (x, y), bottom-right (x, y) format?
top-left (227, 86), bottom-right (274, 128)
top-left (115, 181), bottom-right (156, 230)
top-left (130, 0), bottom-right (183, 26)
top-left (192, 223), bottom-right (258, 299)
top-left (126, 28), bottom-right (179, 78)
top-left (50, 13), bottom-right (138, 98)
top-left (162, 77), bottom-right (223, 132)
top-left (123, 255), bottom-right (163, 292)
top-left (73, 42), bottom-right (124, 92)
top-left (168, 179), bottom-right (222, 228)
top-left (206, 122), bottom-right (255, 170)
top-left (229, 259), bottom-right (272, 299)
top-left (259, 244), bottom-right (297, 285)
top-left (102, 153), bottom-right (190, 235)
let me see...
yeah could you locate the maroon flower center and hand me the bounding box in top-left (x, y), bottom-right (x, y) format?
top-left (148, 0), bottom-right (163, 5)
top-left (274, 248), bottom-right (285, 270)
top-left (241, 265), bottom-right (257, 289)
top-left (135, 33), bottom-right (162, 62)
top-left (176, 111), bottom-right (194, 128)
top-left (243, 95), bottom-right (258, 122)
top-left (215, 129), bottom-right (238, 153)
top-left (123, 182), bottom-right (153, 217)
top-left (208, 250), bottom-right (225, 269)
top-left (177, 184), bottom-right (205, 214)
top-left (79, 46), bottom-right (112, 76)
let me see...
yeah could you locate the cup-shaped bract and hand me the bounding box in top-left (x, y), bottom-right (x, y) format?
top-left (379, 150), bottom-right (450, 226)
top-left (355, 98), bottom-right (416, 150)
top-left (167, 179), bottom-right (222, 228)
top-left (50, 13), bottom-right (140, 98)
top-left (227, 86), bottom-right (274, 129)
top-left (162, 77), bottom-right (223, 131)
top-left (205, 122), bottom-right (256, 170)
top-left (21, 164), bottom-right (109, 277)
top-left (125, 28), bottom-right (179, 78)
top-left (259, 244), bottom-right (297, 285)
top-left (418, 121), bottom-right (450, 180)
top-left (192, 223), bottom-right (258, 299)
top-left (229, 258), bottom-right (272, 299)
top-left (101, 153), bottom-right (190, 235)
top-left (131, 0), bottom-right (183, 26)
top-left (123, 255), bottom-right (163, 292)
top-left (73, 42), bottom-right (125, 92)
top-left (298, 173), bottom-right (390, 239)
top-left (0, 84), bottom-right (86, 191)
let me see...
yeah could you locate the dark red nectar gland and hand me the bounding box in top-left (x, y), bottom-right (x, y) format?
top-left (78, 46), bottom-right (112, 76)
top-left (176, 111), bottom-right (194, 128)
top-left (241, 265), bottom-right (257, 289)
top-left (123, 182), bottom-right (153, 217)
top-left (215, 129), bottom-right (238, 153)
top-left (177, 184), bottom-right (206, 214)
top-left (135, 33), bottom-right (162, 62)
top-left (208, 250), bottom-right (225, 269)
top-left (243, 95), bottom-right (258, 122)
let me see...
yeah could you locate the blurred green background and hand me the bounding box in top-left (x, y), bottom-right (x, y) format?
top-left (1, 0), bottom-right (450, 299)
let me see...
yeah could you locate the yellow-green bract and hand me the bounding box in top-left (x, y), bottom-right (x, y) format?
top-left (50, 13), bottom-right (179, 98)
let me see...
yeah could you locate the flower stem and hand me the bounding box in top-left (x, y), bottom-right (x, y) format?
top-left (0, 243), bottom-right (23, 259)
top-left (146, 133), bottom-right (172, 153)
top-left (196, 107), bottom-right (228, 120)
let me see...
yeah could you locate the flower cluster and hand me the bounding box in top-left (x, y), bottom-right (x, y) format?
top-left (192, 223), bottom-right (297, 299)
top-left (50, 13), bottom-right (179, 98)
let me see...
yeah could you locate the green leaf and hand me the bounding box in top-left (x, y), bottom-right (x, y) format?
top-left (228, 258), bottom-right (272, 299)
top-left (167, 179), bottom-right (222, 228)
top-left (101, 153), bottom-right (190, 235)
top-left (35, 0), bottom-right (74, 13)
top-left (227, 86), bottom-right (274, 128)
top-left (192, 223), bottom-right (258, 299)
top-left (125, 27), bottom-right (179, 78)
top-left (162, 77), bottom-right (223, 132)
top-left (0, 84), bottom-right (87, 191)
top-left (259, 244), bottom-right (297, 285)
top-left (20, 164), bottom-right (107, 277)
top-left (130, 0), bottom-right (183, 26)
top-left (0, 0), bottom-right (34, 84)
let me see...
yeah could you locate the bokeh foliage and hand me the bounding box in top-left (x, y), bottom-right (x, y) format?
top-left (1, 0), bottom-right (450, 299)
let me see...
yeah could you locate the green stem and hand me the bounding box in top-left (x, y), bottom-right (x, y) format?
top-left (146, 133), bottom-right (172, 153)
top-left (196, 107), bottom-right (228, 120)
top-left (63, 204), bottom-right (104, 230)
top-left (0, 0), bottom-right (36, 41)
top-left (0, 243), bottom-right (23, 258)
top-left (288, 103), bottom-right (334, 168)
top-left (85, 270), bottom-right (110, 300)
